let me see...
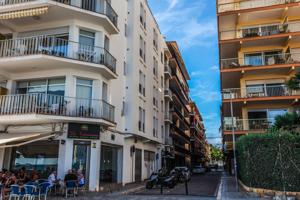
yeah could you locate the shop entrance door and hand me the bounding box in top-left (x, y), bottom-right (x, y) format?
top-left (135, 149), bottom-right (142, 182)
top-left (72, 141), bottom-right (91, 188)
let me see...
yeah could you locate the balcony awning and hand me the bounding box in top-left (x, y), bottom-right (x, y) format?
top-left (0, 131), bottom-right (58, 148)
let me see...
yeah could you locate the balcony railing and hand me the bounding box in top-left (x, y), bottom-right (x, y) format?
top-left (0, 93), bottom-right (115, 123)
top-left (164, 112), bottom-right (172, 121)
top-left (222, 85), bottom-right (300, 100)
top-left (0, 0), bottom-right (118, 28)
top-left (221, 52), bottom-right (300, 69)
top-left (220, 21), bottom-right (300, 40)
top-left (218, 0), bottom-right (299, 13)
top-left (223, 118), bottom-right (273, 131)
top-left (164, 89), bottom-right (172, 97)
top-left (0, 36), bottom-right (116, 73)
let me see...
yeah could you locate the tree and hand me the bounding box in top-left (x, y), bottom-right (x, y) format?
top-left (271, 112), bottom-right (300, 134)
top-left (210, 145), bottom-right (223, 162)
top-left (287, 73), bottom-right (300, 90)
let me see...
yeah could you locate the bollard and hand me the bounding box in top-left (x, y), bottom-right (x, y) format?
top-left (160, 183), bottom-right (163, 195)
top-left (185, 180), bottom-right (189, 195)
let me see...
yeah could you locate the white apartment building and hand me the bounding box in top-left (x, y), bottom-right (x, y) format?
top-left (0, 0), bottom-right (166, 191)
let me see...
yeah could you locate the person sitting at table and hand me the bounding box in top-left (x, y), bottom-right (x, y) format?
top-left (77, 170), bottom-right (84, 188)
top-left (31, 171), bottom-right (39, 182)
top-left (64, 170), bottom-right (77, 183)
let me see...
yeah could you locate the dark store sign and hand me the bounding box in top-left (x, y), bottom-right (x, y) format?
top-left (68, 123), bottom-right (100, 139)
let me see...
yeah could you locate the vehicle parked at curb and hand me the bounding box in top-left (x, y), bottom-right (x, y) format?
top-left (193, 165), bottom-right (206, 174)
top-left (171, 167), bottom-right (191, 182)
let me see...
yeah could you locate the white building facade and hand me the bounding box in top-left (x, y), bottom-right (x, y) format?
top-left (0, 0), bottom-right (166, 191)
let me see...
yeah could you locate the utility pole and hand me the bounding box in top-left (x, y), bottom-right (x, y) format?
top-left (230, 90), bottom-right (238, 192)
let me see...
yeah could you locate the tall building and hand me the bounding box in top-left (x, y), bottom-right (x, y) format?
top-left (218, 0), bottom-right (300, 172)
top-left (189, 102), bottom-right (207, 168)
top-left (0, 0), bottom-right (166, 191)
top-left (163, 41), bottom-right (192, 169)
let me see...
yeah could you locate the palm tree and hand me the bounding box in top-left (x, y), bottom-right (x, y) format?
top-left (287, 73), bottom-right (300, 90)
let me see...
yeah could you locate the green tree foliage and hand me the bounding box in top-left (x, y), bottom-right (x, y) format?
top-left (287, 73), bottom-right (300, 90)
top-left (237, 132), bottom-right (300, 192)
top-left (272, 112), bottom-right (300, 134)
top-left (210, 145), bottom-right (223, 162)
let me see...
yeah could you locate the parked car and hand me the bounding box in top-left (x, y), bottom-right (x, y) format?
top-left (192, 165), bottom-right (206, 174)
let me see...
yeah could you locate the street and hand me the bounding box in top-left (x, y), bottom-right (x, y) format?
top-left (48, 172), bottom-right (222, 200)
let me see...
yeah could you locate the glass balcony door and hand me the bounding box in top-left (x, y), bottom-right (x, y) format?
top-left (72, 141), bottom-right (91, 188)
top-left (76, 78), bottom-right (93, 117)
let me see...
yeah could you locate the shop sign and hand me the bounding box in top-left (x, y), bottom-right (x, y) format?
top-left (68, 123), bottom-right (100, 139)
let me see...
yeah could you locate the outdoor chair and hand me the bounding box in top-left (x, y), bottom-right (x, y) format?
top-left (23, 185), bottom-right (37, 200)
top-left (38, 182), bottom-right (51, 200)
top-left (65, 181), bottom-right (77, 198)
top-left (0, 184), bottom-right (3, 200)
top-left (9, 185), bottom-right (23, 200)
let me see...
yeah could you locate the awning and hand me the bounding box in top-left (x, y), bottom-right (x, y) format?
top-left (0, 132), bottom-right (58, 148)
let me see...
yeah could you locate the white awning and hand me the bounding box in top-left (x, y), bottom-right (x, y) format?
top-left (0, 132), bottom-right (58, 148)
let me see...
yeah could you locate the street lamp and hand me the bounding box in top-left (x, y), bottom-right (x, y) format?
top-left (228, 90), bottom-right (238, 192)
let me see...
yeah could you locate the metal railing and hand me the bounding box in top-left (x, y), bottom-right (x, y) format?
top-left (164, 65), bottom-right (172, 75)
top-left (222, 85), bottom-right (300, 100)
top-left (218, 0), bottom-right (299, 13)
top-left (0, 35), bottom-right (116, 73)
top-left (219, 21), bottom-right (300, 40)
top-left (164, 112), bottom-right (172, 121)
top-left (0, 0), bottom-right (118, 28)
top-left (0, 93), bottom-right (115, 122)
top-left (223, 118), bottom-right (273, 131)
top-left (221, 52), bottom-right (300, 69)
top-left (164, 89), bottom-right (172, 98)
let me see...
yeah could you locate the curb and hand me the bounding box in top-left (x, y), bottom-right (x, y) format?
top-left (107, 185), bottom-right (146, 196)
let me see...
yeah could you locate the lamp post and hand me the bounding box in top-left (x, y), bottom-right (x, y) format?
top-left (229, 90), bottom-right (239, 192)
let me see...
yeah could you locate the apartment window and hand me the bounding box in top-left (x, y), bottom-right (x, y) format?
top-left (153, 116), bottom-right (158, 137)
top-left (153, 57), bottom-right (158, 77)
top-left (246, 83), bottom-right (285, 97)
top-left (139, 36), bottom-right (146, 62)
top-left (17, 78), bottom-right (65, 96)
top-left (161, 101), bottom-right (163, 112)
top-left (102, 82), bottom-right (108, 102)
top-left (244, 50), bottom-right (282, 66)
top-left (140, 3), bottom-right (146, 29)
top-left (76, 78), bottom-right (93, 99)
top-left (79, 30), bottom-right (95, 48)
top-left (153, 87), bottom-right (158, 107)
top-left (139, 70), bottom-right (146, 96)
top-left (123, 62), bottom-right (127, 75)
top-left (125, 23), bottom-right (128, 37)
top-left (121, 101), bottom-right (125, 116)
top-left (139, 107), bottom-right (146, 132)
top-left (153, 28), bottom-right (158, 50)
top-left (161, 76), bottom-right (163, 87)
top-left (161, 52), bottom-right (164, 63)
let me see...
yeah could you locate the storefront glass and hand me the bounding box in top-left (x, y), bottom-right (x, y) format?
top-left (9, 140), bottom-right (59, 178)
top-left (100, 145), bottom-right (118, 183)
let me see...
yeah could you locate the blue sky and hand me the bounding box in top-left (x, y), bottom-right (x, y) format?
top-left (148, 0), bottom-right (221, 145)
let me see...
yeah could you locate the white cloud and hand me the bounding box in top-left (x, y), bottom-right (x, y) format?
top-left (154, 0), bottom-right (217, 49)
top-left (210, 65), bottom-right (219, 72)
top-left (191, 70), bottom-right (204, 77)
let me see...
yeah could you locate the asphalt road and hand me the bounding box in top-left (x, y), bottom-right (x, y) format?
top-left (134, 172), bottom-right (221, 197)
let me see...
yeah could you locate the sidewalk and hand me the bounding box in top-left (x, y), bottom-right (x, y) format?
top-left (217, 173), bottom-right (261, 200)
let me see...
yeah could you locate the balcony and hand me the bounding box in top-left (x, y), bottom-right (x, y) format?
top-left (0, 0), bottom-right (118, 31)
top-left (0, 93), bottom-right (115, 125)
top-left (222, 85), bottom-right (300, 102)
top-left (220, 21), bottom-right (300, 41)
top-left (221, 52), bottom-right (300, 70)
top-left (223, 118), bottom-right (272, 132)
top-left (164, 112), bottom-right (172, 123)
top-left (164, 65), bottom-right (172, 78)
top-left (0, 36), bottom-right (117, 79)
top-left (164, 89), bottom-right (172, 100)
top-left (218, 0), bottom-right (300, 13)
